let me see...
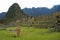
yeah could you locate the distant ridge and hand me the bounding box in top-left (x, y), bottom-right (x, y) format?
top-left (23, 5), bottom-right (60, 16)
top-left (0, 12), bottom-right (6, 20)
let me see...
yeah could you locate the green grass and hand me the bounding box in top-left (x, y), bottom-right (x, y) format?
top-left (0, 27), bottom-right (60, 40)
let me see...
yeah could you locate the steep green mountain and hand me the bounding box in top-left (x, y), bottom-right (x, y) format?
top-left (0, 3), bottom-right (27, 24)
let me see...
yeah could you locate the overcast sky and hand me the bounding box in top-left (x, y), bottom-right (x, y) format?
top-left (0, 0), bottom-right (60, 13)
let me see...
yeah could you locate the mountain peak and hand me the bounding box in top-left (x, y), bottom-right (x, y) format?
top-left (0, 3), bottom-right (26, 24)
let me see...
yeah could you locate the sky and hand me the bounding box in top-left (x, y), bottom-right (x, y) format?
top-left (0, 0), bottom-right (60, 13)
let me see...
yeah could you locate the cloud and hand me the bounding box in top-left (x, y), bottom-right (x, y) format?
top-left (0, 0), bottom-right (60, 12)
